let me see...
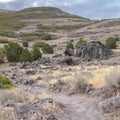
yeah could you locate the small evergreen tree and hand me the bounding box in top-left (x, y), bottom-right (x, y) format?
top-left (4, 42), bottom-right (23, 62)
top-left (20, 48), bottom-right (33, 62)
top-left (42, 43), bottom-right (54, 54)
top-left (32, 47), bottom-right (42, 60)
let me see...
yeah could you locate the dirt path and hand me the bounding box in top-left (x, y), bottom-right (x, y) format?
top-left (32, 87), bottom-right (103, 120)
top-left (52, 93), bottom-right (102, 120)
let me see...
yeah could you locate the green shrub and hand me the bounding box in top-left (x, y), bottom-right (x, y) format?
top-left (42, 43), bottom-right (54, 54)
top-left (32, 47), bottom-right (42, 60)
top-left (4, 42), bottom-right (23, 62)
top-left (77, 39), bottom-right (86, 45)
top-left (20, 48), bottom-right (33, 62)
top-left (0, 38), bottom-right (10, 43)
top-left (106, 37), bottom-right (117, 49)
top-left (22, 36), bottom-right (38, 41)
top-left (0, 76), bottom-right (14, 89)
top-left (33, 41), bottom-right (46, 48)
top-left (0, 49), bottom-right (5, 64)
top-left (22, 41), bottom-right (29, 47)
top-left (0, 31), bottom-right (17, 38)
top-left (115, 37), bottom-right (119, 41)
top-left (66, 42), bottom-right (74, 49)
top-left (40, 34), bottom-right (52, 40)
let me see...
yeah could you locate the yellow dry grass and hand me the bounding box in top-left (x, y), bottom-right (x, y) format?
top-left (89, 66), bottom-right (114, 88)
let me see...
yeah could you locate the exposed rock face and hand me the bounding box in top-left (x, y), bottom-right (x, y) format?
top-left (98, 96), bottom-right (120, 113)
top-left (76, 41), bottom-right (110, 61)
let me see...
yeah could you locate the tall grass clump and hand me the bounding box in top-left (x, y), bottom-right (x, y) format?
top-left (105, 67), bottom-right (120, 97)
top-left (0, 76), bottom-right (14, 89)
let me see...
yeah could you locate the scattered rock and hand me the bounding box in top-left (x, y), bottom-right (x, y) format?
top-left (52, 54), bottom-right (63, 58)
top-left (16, 98), bottom-right (63, 120)
top-left (24, 80), bottom-right (35, 85)
top-left (98, 96), bottom-right (120, 113)
top-left (26, 70), bottom-right (36, 75)
top-left (35, 76), bottom-right (42, 81)
top-left (49, 80), bottom-right (67, 93)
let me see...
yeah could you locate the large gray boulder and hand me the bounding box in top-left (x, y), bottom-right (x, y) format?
top-left (98, 96), bottom-right (120, 113)
top-left (76, 41), bottom-right (110, 61)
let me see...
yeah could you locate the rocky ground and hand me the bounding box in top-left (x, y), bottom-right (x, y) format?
top-left (0, 55), bottom-right (120, 120)
top-left (0, 7), bottom-right (120, 120)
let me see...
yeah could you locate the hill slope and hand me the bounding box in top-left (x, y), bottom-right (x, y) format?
top-left (0, 6), bottom-right (120, 45)
top-left (0, 7), bottom-right (95, 37)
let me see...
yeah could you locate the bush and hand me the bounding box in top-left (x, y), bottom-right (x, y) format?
top-left (22, 41), bottom-right (28, 47)
top-left (20, 48), bottom-right (33, 62)
top-left (40, 34), bottom-right (52, 40)
top-left (32, 47), bottom-right (42, 60)
top-left (42, 43), bottom-right (54, 54)
top-left (4, 42), bottom-right (23, 62)
top-left (0, 76), bottom-right (14, 89)
top-left (22, 36), bottom-right (38, 41)
top-left (77, 39), bottom-right (86, 45)
top-left (115, 37), bottom-right (119, 41)
top-left (0, 49), bottom-right (5, 64)
top-left (66, 42), bottom-right (74, 49)
top-left (33, 41), bottom-right (46, 48)
top-left (0, 38), bottom-right (9, 43)
top-left (105, 37), bottom-right (117, 49)
top-left (69, 72), bottom-right (91, 94)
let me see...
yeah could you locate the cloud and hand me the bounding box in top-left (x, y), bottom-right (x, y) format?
top-left (0, 0), bottom-right (120, 19)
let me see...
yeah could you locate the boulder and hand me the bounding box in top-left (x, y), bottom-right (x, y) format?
top-left (76, 41), bottom-right (110, 61)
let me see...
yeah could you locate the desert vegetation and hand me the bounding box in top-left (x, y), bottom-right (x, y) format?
top-left (0, 38), bottom-right (10, 44)
top-left (3, 42), bottom-right (42, 62)
top-left (66, 42), bottom-right (74, 49)
top-left (0, 6), bottom-right (120, 120)
top-left (0, 76), bottom-right (14, 89)
top-left (105, 37), bottom-right (117, 49)
top-left (0, 49), bottom-right (5, 64)
top-left (42, 43), bottom-right (54, 54)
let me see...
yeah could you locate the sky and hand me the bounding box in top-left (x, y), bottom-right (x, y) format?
top-left (0, 0), bottom-right (120, 20)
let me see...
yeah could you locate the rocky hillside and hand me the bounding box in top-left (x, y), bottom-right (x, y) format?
top-left (0, 7), bottom-right (120, 120)
top-left (0, 7), bottom-right (120, 52)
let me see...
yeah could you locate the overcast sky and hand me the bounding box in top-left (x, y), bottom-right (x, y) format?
top-left (0, 0), bottom-right (120, 20)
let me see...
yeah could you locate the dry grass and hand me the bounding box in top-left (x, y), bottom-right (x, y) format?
top-left (0, 87), bottom-right (30, 105)
top-left (0, 106), bottom-right (17, 120)
top-left (105, 66), bottom-right (120, 97)
top-left (69, 72), bottom-right (92, 93)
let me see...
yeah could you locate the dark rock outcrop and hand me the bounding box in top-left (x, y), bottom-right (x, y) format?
top-left (63, 48), bottom-right (74, 65)
top-left (76, 41), bottom-right (110, 61)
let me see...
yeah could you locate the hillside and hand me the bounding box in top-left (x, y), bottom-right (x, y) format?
top-left (0, 7), bottom-right (95, 37)
top-left (0, 7), bottom-right (120, 120)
